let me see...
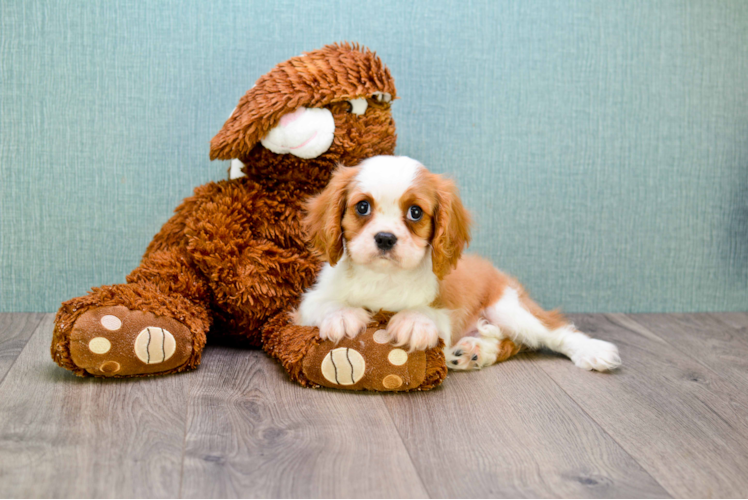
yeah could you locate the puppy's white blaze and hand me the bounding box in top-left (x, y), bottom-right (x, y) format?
top-left (355, 155), bottom-right (422, 203)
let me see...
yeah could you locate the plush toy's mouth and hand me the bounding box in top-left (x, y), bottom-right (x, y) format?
top-left (289, 131), bottom-right (318, 150)
top-left (260, 107), bottom-right (335, 159)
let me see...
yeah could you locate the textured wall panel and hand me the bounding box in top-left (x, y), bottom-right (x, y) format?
top-left (1, 0), bottom-right (747, 312)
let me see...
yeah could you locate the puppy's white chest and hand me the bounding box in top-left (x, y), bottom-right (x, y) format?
top-left (341, 264), bottom-right (438, 312)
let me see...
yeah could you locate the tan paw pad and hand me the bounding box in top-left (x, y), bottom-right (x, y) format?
top-left (387, 348), bottom-right (408, 366)
top-left (372, 329), bottom-right (389, 344)
top-left (320, 348), bottom-right (366, 386)
top-left (134, 327), bottom-right (176, 364)
top-left (382, 374), bottom-right (403, 389)
top-left (99, 361), bottom-right (121, 374)
top-left (100, 315), bottom-right (122, 331)
top-left (88, 337), bottom-right (111, 354)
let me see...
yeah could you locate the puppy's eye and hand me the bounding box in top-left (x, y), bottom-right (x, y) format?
top-left (355, 201), bottom-right (371, 216)
top-left (408, 205), bottom-right (423, 221)
top-left (347, 98), bottom-right (368, 116)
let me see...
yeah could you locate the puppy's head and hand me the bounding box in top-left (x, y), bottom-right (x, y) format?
top-left (304, 156), bottom-right (471, 279)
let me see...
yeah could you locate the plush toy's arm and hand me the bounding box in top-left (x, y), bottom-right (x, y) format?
top-left (184, 181), bottom-right (319, 323)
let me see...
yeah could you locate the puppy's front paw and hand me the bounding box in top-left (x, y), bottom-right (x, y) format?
top-left (386, 310), bottom-right (440, 351)
top-left (319, 308), bottom-right (371, 342)
top-left (570, 338), bottom-right (621, 371)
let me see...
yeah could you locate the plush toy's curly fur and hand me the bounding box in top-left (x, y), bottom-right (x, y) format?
top-left (50, 42), bottom-right (518, 387)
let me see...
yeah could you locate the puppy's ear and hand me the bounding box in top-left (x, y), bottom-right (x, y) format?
top-left (431, 176), bottom-right (471, 279)
top-left (303, 166), bottom-right (359, 266)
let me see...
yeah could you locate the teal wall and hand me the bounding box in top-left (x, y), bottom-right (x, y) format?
top-left (2, 0), bottom-right (747, 313)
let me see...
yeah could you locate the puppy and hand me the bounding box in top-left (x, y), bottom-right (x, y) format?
top-left (296, 155), bottom-right (621, 371)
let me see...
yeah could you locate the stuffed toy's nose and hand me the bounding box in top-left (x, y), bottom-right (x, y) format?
top-left (260, 107), bottom-right (335, 159)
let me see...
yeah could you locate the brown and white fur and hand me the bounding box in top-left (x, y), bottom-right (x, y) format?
top-left (296, 156), bottom-right (621, 371)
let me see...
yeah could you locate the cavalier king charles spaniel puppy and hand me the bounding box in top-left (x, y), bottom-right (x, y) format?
top-left (295, 155), bottom-right (621, 371)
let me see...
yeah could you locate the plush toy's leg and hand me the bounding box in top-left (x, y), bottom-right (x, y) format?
top-left (262, 310), bottom-right (448, 391)
top-left (52, 249), bottom-right (211, 377)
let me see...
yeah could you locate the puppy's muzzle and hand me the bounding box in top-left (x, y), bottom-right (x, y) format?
top-left (374, 232), bottom-right (397, 251)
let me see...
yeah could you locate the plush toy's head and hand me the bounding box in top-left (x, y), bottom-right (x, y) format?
top-left (210, 42), bottom-right (397, 189)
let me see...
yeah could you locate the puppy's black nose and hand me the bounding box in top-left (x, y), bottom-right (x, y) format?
top-left (374, 232), bottom-right (397, 251)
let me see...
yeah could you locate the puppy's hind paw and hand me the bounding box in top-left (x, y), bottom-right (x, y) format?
top-left (570, 338), bottom-right (621, 372)
top-left (446, 336), bottom-right (500, 371)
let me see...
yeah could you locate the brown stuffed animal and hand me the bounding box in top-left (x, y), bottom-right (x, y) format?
top-left (50, 43), bottom-right (474, 388)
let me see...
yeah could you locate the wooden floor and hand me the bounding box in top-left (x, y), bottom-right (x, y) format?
top-left (1, 313), bottom-right (747, 498)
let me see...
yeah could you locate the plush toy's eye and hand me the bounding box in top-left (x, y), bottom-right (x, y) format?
top-left (408, 205), bottom-right (423, 221)
top-left (355, 201), bottom-right (371, 216)
top-left (348, 98), bottom-right (368, 116)
top-left (372, 92), bottom-right (392, 103)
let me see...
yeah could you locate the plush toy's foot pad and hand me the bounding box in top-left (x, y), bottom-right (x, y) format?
top-left (69, 305), bottom-right (193, 376)
top-left (302, 327), bottom-right (430, 391)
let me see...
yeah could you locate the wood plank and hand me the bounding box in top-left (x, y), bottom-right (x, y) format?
top-left (711, 311), bottom-right (748, 331)
top-left (533, 313), bottom-right (748, 498)
top-left (0, 313), bottom-right (44, 383)
top-left (383, 354), bottom-right (668, 498)
top-left (624, 313), bottom-right (748, 389)
top-left (0, 314), bottom-right (189, 498)
top-left (180, 345), bottom-right (428, 499)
